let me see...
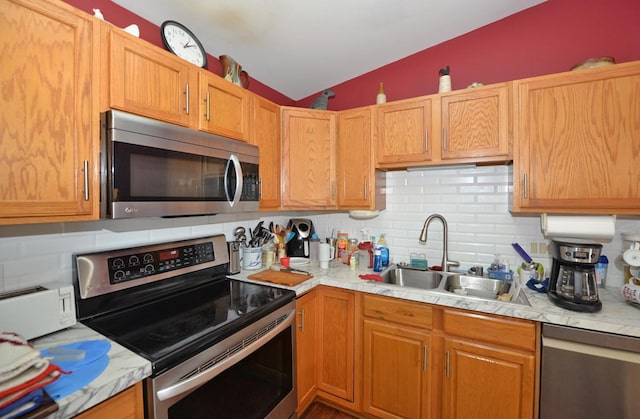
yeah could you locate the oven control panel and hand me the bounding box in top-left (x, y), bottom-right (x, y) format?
top-left (107, 242), bottom-right (214, 284)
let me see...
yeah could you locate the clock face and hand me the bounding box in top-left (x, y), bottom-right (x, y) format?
top-left (160, 21), bottom-right (207, 68)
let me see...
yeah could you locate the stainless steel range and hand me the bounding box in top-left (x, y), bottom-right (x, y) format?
top-left (73, 235), bottom-right (297, 419)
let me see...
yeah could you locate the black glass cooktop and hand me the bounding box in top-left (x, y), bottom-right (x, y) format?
top-left (84, 278), bottom-right (294, 375)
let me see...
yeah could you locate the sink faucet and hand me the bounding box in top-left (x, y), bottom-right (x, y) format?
top-left (419, 214), bottom-right (460, 272)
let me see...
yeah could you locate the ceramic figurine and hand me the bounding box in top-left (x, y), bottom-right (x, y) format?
top-left (438, 65), bottom-right (451, 93)
top-left (310, 89), bottom-right (336, 110)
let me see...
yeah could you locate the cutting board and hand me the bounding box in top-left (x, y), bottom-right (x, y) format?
top-left (247, 269), bottom-right (312, 286)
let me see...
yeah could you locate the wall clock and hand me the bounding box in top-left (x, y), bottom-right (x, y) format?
top-left (160, 20), bottom-right (207, 68)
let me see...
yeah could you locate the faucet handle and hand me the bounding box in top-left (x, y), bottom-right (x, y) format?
top-left (447, 260), bottom-right (460, 269)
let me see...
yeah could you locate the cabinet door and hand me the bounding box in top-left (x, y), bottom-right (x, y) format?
top-left (363, 320), bottom-right (430, 419)
top-left (337, 107), bottom-right (377, 209)
top-left (0, 0), bottom-right (98, 223)
top-left (75, 382), bottom-right (143, 419)
top-left (376, 97), bottom-right (432, 167)
top-left (109, 30), bottom-right (197, 127)
top-left (316, 287), bottom-right (355, 404)
top-left (513, 63), bottom-right (640, 213)
top-left (440, 84), bottom-right (511, 161)
top-left (199, 73), bottom-right (250, 141)
top-left (251, 96), bottom-right (281, 210)
top-left (443, 338), bottom-right (535, 419)
top-left (296, 291), bottom-right (317, 414)
top-left (281, 108), bottom-right (337, 209)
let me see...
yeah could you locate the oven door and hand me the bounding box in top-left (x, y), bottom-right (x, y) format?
top-left (147, 302), bottom-right (297, 419)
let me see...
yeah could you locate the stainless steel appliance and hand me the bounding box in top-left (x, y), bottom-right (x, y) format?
top-left (548, 240), bottom-right (602, 312)
top-left (100, 110), bottom-right (260, 219)
top-left (0, 283), bottom-right (76, 340)
top-left (73, 235), bottom-right (296, 419)
top-left (286, 218), bottom-right (315, 258)
top-left (227, 241), bottom-right (241, 274)
top-left (541, 324), bottom-right (640, 419)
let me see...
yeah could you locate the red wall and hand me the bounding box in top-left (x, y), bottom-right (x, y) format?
top-left (296, 0), bottom-right (640, 110)
top-left (65, 0), bottom-right (640, 110)
top-left (62, 0), bottom-right (295, 106)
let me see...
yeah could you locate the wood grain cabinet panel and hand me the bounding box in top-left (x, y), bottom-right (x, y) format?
top-left (512, 61), bottom-right (640, 214)
top-left (316, 287), bottom-right (355, 408)
top-left (109, 29), bottom-right (197, 128)
top-left (251, 96), bottom-right (281, 210)
top-left (75, 382), bottom-right (143, 419)
top-left (281, 108), bottom-right (337, 209)
top-left (0, 0), bottom-right (99, 224)
top-left (376, 97), bottom-right (433, 168)
top-left (296, 291), bottom-right (317, 414)
top-left (199, 72), bottom-right (250, 141)
top-left (440, 83), bottom-right (511, 161)
top-left (337, 106), bottom-right (385, 210)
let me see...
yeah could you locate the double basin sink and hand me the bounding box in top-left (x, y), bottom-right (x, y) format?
top-left (375, 263), bottom-right (529, 306)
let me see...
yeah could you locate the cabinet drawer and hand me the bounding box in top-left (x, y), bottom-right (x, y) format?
top-left (362, 294), bottom-right (432, 329)
top-left (443, 309), bottom-right (536, 352)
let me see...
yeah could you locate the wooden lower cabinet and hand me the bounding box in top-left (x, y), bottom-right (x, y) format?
top-left (442, 338), bottom-right (535, 419)
top-left (441, 308), bottom-right (538, 419)
top-left (74, 382), bottom-right (143, 418)
top-left (363, 320), bottom-right (430, 419)
top-left (298, 290), bottom-right (539, 419)
top-left (296, 290), bottom-right (317, 414)
top-left (315, 287), bottom-right (357, 410)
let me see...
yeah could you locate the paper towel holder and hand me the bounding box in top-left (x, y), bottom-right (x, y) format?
top-left (540, 214), bottom-right (616, 243)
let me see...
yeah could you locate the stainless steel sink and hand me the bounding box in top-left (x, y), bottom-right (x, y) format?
top-left (373, 264), bottom-right (529, 305)
top-left (379, 264), bottom-right (445, 290)
top-left (442, 275), bottom-right (511, 299)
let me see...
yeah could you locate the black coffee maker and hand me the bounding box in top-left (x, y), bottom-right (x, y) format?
top-left (548, 240), bottom-right (602, 312)
top-left (286, 218), bottom-right (315, 257)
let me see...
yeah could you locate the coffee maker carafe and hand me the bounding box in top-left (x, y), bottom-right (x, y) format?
top-left (548, 240), bottom-right (602, 312)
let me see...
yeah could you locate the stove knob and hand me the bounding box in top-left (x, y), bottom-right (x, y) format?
top-left (112, 258), bottom-right (125, 269)
top-left (144, 264), bottom-right (155, 274)
top-left (113, 270), bottom-right (126, 281)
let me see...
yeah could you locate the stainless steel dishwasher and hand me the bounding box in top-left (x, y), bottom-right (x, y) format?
top-left (541, 323), bottom-right (640, 419)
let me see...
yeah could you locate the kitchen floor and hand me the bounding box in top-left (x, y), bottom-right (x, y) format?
top-left (301, 402), bottom-right (358, 419)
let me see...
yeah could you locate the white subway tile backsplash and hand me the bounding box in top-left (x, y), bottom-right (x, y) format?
top-left (0, 166), bottom-right (639, 294)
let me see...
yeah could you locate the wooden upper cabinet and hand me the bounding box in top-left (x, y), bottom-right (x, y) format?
top-left (281, 107), bottom-right (337, 209)
top-left (251, 96), bottom-right (281, 210)
top-left (109, 29), bottom-right (197, 127)
top-left (198, 72), bottom-right (251, 141)
top-left (337, 106), bottom-right (384, 210)
top-left (377, 97), bottom-right (433, 168)
top-left (439, 83), bottom-right (511, 161)
top-left (0, 0), bottom-right (99, 224)
top-left (512, 61), bottom-right (640, 214)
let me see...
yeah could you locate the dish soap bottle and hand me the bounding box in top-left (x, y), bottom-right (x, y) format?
top-left (377, 234), bottom-right (389, 268)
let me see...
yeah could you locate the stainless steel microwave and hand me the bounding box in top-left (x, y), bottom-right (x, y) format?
top-left (100, 110), bottom-right (259, 219)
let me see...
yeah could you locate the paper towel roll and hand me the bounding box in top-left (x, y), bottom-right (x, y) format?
top-left (540, 214), bottom-right (616, 242)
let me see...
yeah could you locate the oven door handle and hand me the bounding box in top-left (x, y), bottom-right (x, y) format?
top-left (156, 309), bottom-right (294, 401)
top-left (224, 154), bottom-right (243, 207)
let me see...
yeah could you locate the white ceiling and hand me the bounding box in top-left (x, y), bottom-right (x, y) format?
top-left (113, 0), bottom-right (546, 100)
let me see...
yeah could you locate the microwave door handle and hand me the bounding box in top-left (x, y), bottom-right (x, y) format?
top-left (224, 154), bottom-right (243, 207)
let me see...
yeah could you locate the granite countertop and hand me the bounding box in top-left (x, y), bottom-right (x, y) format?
top-left (231, 261), bottom-right (640, 338)
top-left (32, 323), bottom-right (152, 418)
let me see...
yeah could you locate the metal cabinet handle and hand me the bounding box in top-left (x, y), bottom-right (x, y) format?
top-left (83, 160), bottom-right (89, 201)
top-left (298, 309), bottom-right (305, 332)
top-left (425, 131), bottom-right (429, 151)
top-left (445, 351), bottom-right (450, 378)
top-left (443, 127), bottom-right (447, 151)
top-left (184, 84), bottom-right (190, 115)
top-left (423, 345), bottom-right (428, 371)
top-left (363, 178), bottom-right (368, 200)
top-left (523, 173), bottom-right (529, 199)
top-left (205, 91), bottom-right (211, 121)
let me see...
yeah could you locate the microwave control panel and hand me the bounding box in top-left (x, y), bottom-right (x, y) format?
top-left (107, 242), bottom-right (214, 284)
